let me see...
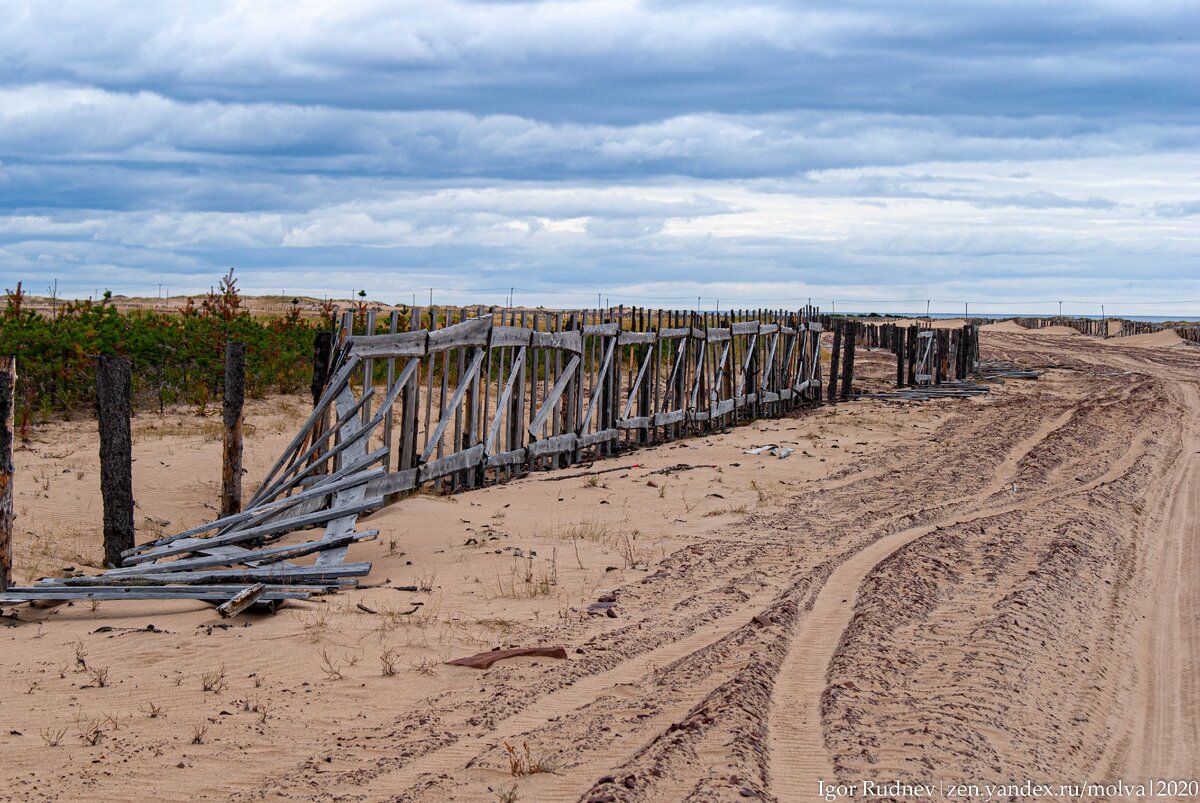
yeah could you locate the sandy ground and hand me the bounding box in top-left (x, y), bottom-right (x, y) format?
top-left (2, 330), bottom-right (1199, 802)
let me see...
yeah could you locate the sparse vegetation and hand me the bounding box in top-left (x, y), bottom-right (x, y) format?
top-left (503, 741), bottom-right (557, 776)
top-left (198, 665), bottom-right (228, 693)
top-left (2, 273), bottom-right (322, 427)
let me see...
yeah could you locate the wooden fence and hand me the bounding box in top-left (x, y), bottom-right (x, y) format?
top-left (848, 321), bottom-right (980, 388)
top-left (294, 306), bottom-right (827, 499)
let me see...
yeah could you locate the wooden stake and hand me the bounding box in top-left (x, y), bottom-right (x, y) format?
top-left (221, 341), bottom-right (246, 517)
top-left (0, 356), bottom-right (13, 591)
top-left (827, 322), bottom-right (842, 402)
top-left (96, 356), bottom-right (135, 568)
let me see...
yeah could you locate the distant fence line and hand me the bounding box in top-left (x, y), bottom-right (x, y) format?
top-left (1013, 316), bottom-right (1200, 343)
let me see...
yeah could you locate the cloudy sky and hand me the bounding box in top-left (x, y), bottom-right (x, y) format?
top-left (2, 1), bottom-right (1197, 315)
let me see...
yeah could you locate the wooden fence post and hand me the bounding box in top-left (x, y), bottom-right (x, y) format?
top-left (311, 331), bottom-right (332, 407)
top-left (96, 356), bottom-right (134, 568)
top-left (827, 322), bottom-right (842, 402)
top-left (222, 341), bottom-right (245, 517)
top-left (840, 322), bottom-right (856, 399)
top-left (0, 356), bottom-right (14, 590)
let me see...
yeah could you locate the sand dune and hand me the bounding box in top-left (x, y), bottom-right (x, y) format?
top-left (2, 330), bottom-right (1198, 801)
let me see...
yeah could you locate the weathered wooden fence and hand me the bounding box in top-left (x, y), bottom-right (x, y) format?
top-left (849, 322), bottom-right (981, 388)
top-left (1014, 316), bottom-right (1108, 336)
top-left (307, 306), bottom-right (827, 499)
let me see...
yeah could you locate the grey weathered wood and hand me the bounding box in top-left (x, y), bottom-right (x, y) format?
top-left (97, 355), bottom-right (135, 568)
top-left (216, 583), bottom-right (266, 618)
top-left (347, 328), bottom-right (428, 358)
top-left (490, 326), bottom-right (533, 349)
top-left (486, 448), bottom-right (527, 468)
top-left (527, 433), bottom-right (577, 458)
top-left (532, 330), bottom-right (583, 352)
top-left (420, 444), bottom-right (485, 482)
top-left (485, 347), bottom-right (526, 454)
top-left (582, 322), bottom-right (620, 336)
top-left (579, 428), bottom-right (617, 447)
top-left (47, 563), bottom-right (371, 586)
top-left (420, 349), bottom-right (486, 462)
top-left (125, 464), bottom-right (386, 556)
top-left (112, 531), bottom-right (379, 575)
top-left (366, 467), bottom-right (419, 496)
top-left (617, 330), bottom-right (656, 346)
top-left (124, 497), bottom-right (384, 564)
top-left (222, 341), bottom-right (246, 517)
top-left (527, 354), bottom-right (581, 436)
top-left (428, 316), bottom-right (491, 351)
top-left (0, 586), bottom-right (314, 603)
top-left (0, 356), bottom-right (12, 591)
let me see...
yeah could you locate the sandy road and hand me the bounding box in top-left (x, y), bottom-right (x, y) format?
top-left (769, 332), bottom-right (1200, 802)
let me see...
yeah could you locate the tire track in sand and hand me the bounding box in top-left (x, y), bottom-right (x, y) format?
top-left (767, 406), bottom-right (1089, 800)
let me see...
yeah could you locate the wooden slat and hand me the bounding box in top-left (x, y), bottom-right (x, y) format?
top-left (1, 587), bottom-right (313, 603)
top-left (124, 498), bottom-right (384, 564)
top-left (45, 564), bottom-right (371, 587)
top-left (490, 326), bottom-right (532, 348)
top-left (348, 330), bottom-right (428, 359)
top-left (486, 448), bottom-right (527, 468)
top-left (420, 444), bottom-right (486, 482)
top-left (582, 322), bottom-right (620, 336)
top-left (365, 468), bottom-right (419, 496)
top-left (527, 354), bottom-right (581, 436)
top-left (532, 330), bottom-right (583, 352)
top-left (109, 531), bottom-right (379, 576)
top-left (216, 584), bottom-right (267, 618)
top-left (579, 428), bottom-right (617, 447)
top-left (428, 317), bottom-right (491, 351)
top-left (527, 433), bottom-right (577, 458)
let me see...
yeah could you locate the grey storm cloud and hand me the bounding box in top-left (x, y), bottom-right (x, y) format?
top-left (0, 0), bottom-right (1197, 313)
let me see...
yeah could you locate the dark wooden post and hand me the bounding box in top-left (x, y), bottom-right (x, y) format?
top-left (96, 356), bottom-right (135, 568)
top-left (895, 327), bottom-right (906, 387)
top-left (906, 325), bottom-right (918, 386)
top-left (221, 341), bottom-right (245, 517)
top-left (0, 356), bottom-right (14, 591)
top-left (827, 322), bottom-right (842, 402)
top-left (840, 322), bottom-right (856, 399)
top-left (310, 331), bottom-right (332, 407)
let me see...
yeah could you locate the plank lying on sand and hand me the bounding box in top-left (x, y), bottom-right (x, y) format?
top-left (38, 563), bottom-right (370, 587)
top-left (0, 585), bottom-right (316, 603)
top-left (123, 498), bottom-right (383, 564)
top-left (216, 583), bottom-right (266, 618)
top-left (106, 531), bottom-right (378, 576)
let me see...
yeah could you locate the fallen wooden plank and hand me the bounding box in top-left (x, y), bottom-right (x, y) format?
top-left (446, 645), bottom-right (568, 669)
top-left (217, 583), bottom-right (266, 618)
top-left (124, 497), bottom-right (384, 564)
top-left (107, 531), bottom-right (379, 576)
top-left (123, 464), bottom-right (387, 556)
top-left (0, 586), bottom-right (314, 602)
top-left (40, 563), bottom-right (370, 586)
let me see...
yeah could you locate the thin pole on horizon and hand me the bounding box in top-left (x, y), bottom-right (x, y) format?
top-left (597, 293), bottom-right (602, 310)
top-left (1058, 300), bottom-right (1063, 317)
top-left (832, 300), bottom-right (835, 315)
top-left (696, 296), bottom-right (701, 312)
top-left (428, 288), bottom-right (433, 307)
